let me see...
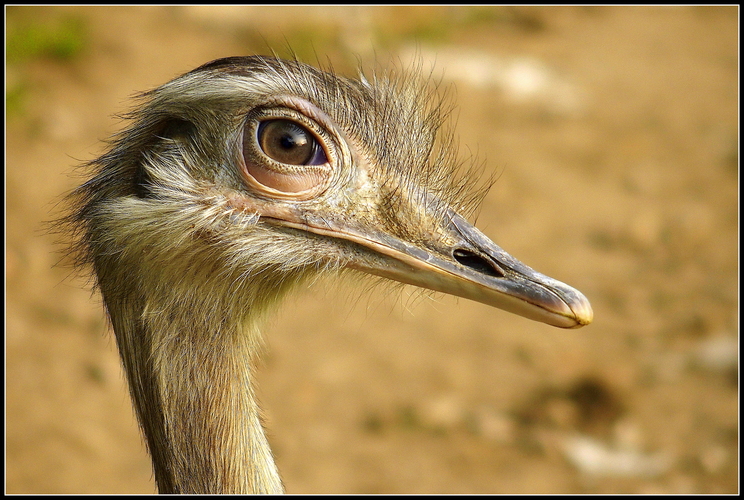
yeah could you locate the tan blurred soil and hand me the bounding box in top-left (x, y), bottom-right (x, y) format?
top-left (6, 6), bottom-right (738, 494)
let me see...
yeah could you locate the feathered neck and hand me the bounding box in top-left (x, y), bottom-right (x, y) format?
top-left (93, 213), bottom-right (290, 493)
top-left (107, 290), bottom-right (284, 493)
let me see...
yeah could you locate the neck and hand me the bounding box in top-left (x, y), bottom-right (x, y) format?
top-left (106, 287), bottom-right (284, 494)
top-left (81, 187), bottom-right (314, 493)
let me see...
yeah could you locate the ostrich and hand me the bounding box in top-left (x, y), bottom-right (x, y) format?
top-left (64, 56), bottom-right (592, 494)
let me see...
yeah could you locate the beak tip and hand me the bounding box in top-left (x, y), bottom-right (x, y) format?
top-left (568, 294), bottom-right (594, 328)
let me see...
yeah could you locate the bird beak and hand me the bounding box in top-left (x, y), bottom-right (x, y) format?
top-left (345, 211), bottom-right (592, 329)
top-left (251, 198), bottom-right (593, 329)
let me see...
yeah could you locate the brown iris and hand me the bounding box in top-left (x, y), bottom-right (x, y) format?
top-left (257, 120), bottom-right (326, 166)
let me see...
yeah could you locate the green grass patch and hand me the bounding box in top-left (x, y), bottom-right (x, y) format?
top-left (6, 15), bottom-right (88, 64)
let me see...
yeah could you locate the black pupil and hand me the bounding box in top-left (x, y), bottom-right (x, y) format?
top-left (259, 120), bottom-right (315, 165)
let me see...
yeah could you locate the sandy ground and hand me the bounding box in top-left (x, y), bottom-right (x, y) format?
top-left (5, 6), bottom-right (738, 494)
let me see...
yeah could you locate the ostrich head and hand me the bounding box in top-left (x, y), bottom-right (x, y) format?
top-left (65, 56), bottom-right (592, 493)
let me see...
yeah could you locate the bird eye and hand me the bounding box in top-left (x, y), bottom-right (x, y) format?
top-left (241, 117), bottom-right (332, 199)
top-left (257, 120), bottom-right (327, 166)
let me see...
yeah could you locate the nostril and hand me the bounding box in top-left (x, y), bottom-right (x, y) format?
top-left (453, 249), bottom-right (504, 278)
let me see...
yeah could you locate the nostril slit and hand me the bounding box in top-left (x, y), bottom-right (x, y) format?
top-left (453, 249), bottom-right (504, 278)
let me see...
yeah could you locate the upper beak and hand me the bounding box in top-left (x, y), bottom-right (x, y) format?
top-left (347, 211), bottom-right (592, 329)
top-left (261, 205), bottom-right (593, 329)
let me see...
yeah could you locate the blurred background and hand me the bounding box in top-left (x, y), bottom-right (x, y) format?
top-left (5, 6), bottom-right (738, 494)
